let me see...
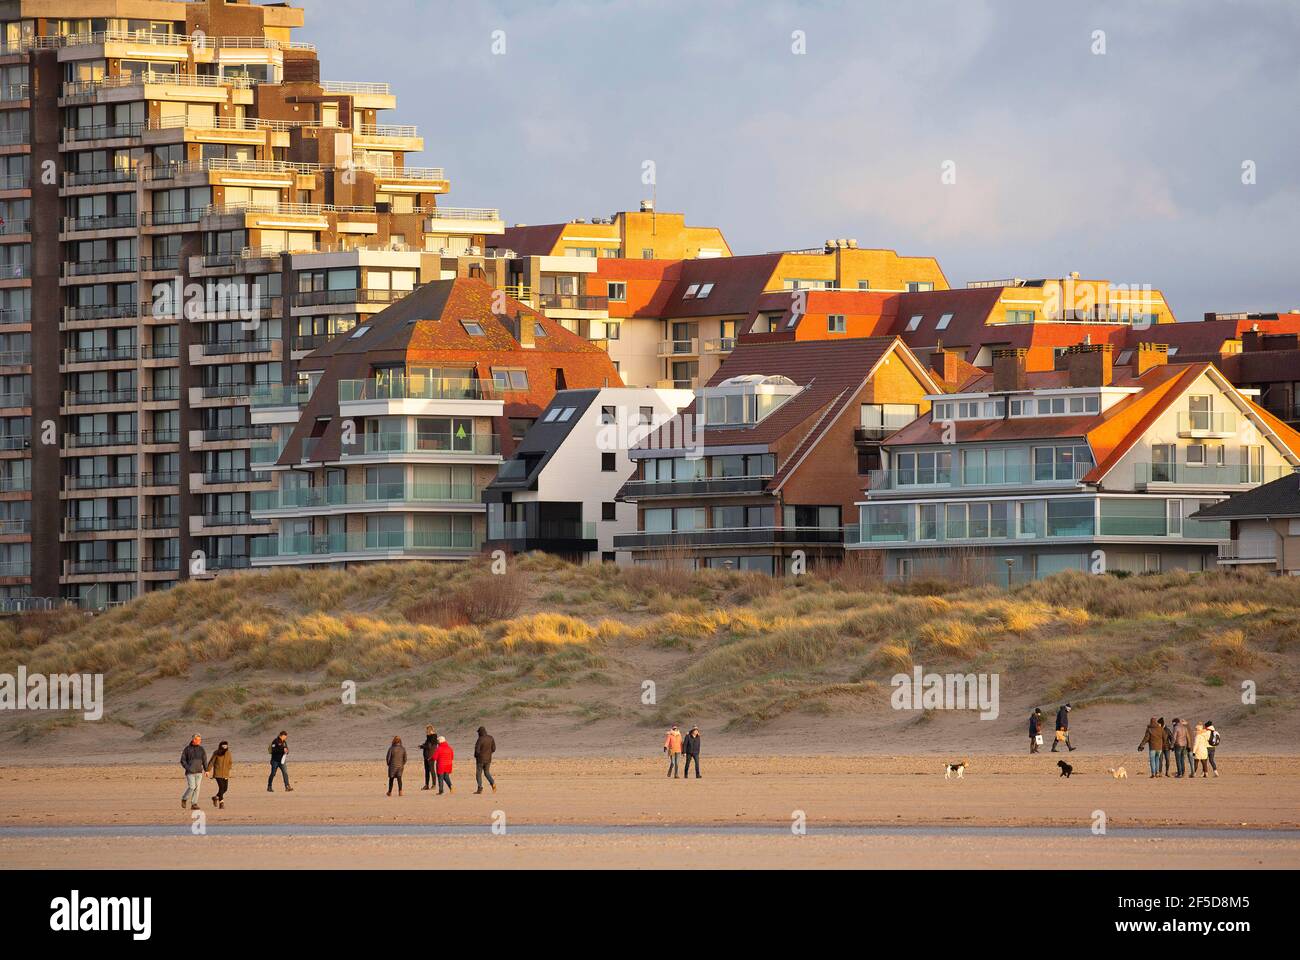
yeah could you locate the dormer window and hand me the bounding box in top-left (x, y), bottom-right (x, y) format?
top-left (683, 284), bottom-right (700, 299)
top-left (701, 374), bottom-right (802, 426)
top-left (462, 320), bottom-right (485, 336)
top-left (696, 283), bottom-right (714, 299)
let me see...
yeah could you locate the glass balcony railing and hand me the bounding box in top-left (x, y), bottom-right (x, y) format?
top-left (1178, 412), bottom-right (1237, 434)
top-left (869, 461), bottom-right (1093, 490)
top-left (253, 530), bottom-right (478, 559)
top-left (347, 432), bottom-right (501, 457)
top-left (252, 483), bottom-right (480, 512)
top-left (337, 377), bottom-right (497, 403)
top-left (250, 383), bottom-right (312, 408)
top-left (1135, 463), bottom-right (1292, 486)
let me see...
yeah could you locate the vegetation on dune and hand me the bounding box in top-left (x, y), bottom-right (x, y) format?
top-left (1, 555), bottom-right (1298, 737)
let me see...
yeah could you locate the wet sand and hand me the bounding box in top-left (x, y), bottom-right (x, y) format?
top-left (3, 756), bottom-right (1297, 868)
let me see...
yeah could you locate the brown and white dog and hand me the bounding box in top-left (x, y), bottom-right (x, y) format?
top-left (943, 759), bottom-right (969, 780)
top-left (1108, 766), bottom-right (1128, 780)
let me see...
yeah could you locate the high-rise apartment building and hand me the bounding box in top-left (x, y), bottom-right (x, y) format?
top-left (0, 0), bottom-right (503, 606)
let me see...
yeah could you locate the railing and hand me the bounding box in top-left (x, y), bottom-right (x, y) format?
top-left (141, 514), bottom-right (180, 530)
top-left (0, 83), bottom-right (29, 101)
top-left (253, 482), bottom-right (480, 512)
top-left (64, 346), bottom-right (137, 364)
top-left (204, 201), bottom-right (376, 218)
top-left (703, 337), bottom-right (736, 353)
top-left (62, 213), bottom-right (137, 232)
top-left (255, 529), bottom-right (479, 560)
top-left (658, 339), bottom-right (699, 356)
top-left (64, 473), bottom-right (137, 491)
top-left (64, 168), bottom-right (137, 187)
top-left (252, 442), bottom-right (287, 465)
top-left (0, 391), bottom-right (31, 408)
top-left (538, 293), bottom-right (608, 311)
top-left (65, 304), bottom-right (139, 322)
top-left (62, 122), bottom-right (146, 143)
top-left (0, 309), bottom-right (29, 326)
top-left (141, 430), bottom-right (180, 444)
top-left (63, 72), bottom-right (258, 97)
top-left (0, 518), bottom-right (30, 534)
top-left (0, 562), bottom-right (32, 577)
top-left (199, 382), bottom-right (253, 400)
top-left (65, 516), bottom-right (138, 533)
top-left (0, 174), bottom-right (29, 190)
top-left (201, 338), bottom-right (274, 356)
top-left (366, 164), bottom-right (447, 181)
top-left (290, 288), bottom-right (406, 307)
top-left (66, 558), bottom-right (137, 576)
top-left (1219, 540), bottom-right (1279, 561)
top-left (320, 81), bottom-right (392, 95)
top-left (1135, 463), bottom-right (1293, 486)
top-left (141, 556), bottom-right (182, 573)
top-left (65, 257), bottom-right (137, 276)
top-left (1177, 411), bottom-right (1238, 435)
top-left (614, 526), bottom-right (846, 550)
top-left (65, 431), bottom-right (138, 448)
top-left (619, 476), bottom-right (773, 498)
top-left (148, 115), bottom-right (308, 134)
top-left (63, 388), bottom-right (137, 406)
top-left (0, 218), bottom-right (30, 236)
top-left (868, 462), bottom-right (1093, 490)
top-left (492, 520), bottom-right (598, 543)
top-left (0, 477), bottom-right (31, 492)
top-left (141, 343), bottom-right (180, 360)
top-left (250, 383), bottom-right (312, 408)
top-left (141, 387), bottom-right (181, 402)
top-left (141, 208), bottom-right (203, 226)
top-left (202, 425), bottom-right (272, 443)
top-left (0, 350), bottom-right (30, 365)
top-left (347, 432), bottom-right (502, 457)
top-left (424, 206), bottom-right (500, 220)
top-left (356, 123), bottom-right (418, 138)
top-left (140, 471), bottom-right (180, 487)
top-left (201, 512), bottom-right (266, 528)
top-left (0, 128), bottom-right (29, 145)
top-left (201, 469), bottom-right (269, 486)
top-left (338, 377), bottom-right (498, 403)
top-left (0, 435), bottom-right (30, 450)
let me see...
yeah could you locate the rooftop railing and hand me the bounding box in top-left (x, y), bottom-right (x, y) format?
top-left (338, 377), bottom-right (498, 403)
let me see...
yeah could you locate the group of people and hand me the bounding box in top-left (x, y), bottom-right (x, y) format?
top-left (385, 725), bottom-right (496, 797)
top-left (178, 730), bottom-right (293, 810)
top-left (177, 726), bottom-right (500, 808)
top-left (1027, 705), bottom-right (1075, 753)
top-left (1139, 717), bottom-right (1221, 778)
top-left (662, 724), bottom-right (702, 778)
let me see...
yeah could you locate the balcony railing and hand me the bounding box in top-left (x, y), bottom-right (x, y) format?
top-left (0, 308), bottom-right (30, 326)
top-left (658, 339), bottom-right (700, 356)
top-left (613, 526), bottom-right (846, 550)
top-left (290, 288), bottom-right (406, 307)
top-left (1135, 463), bottom-right (1293, 486)
top-left (63, 388), bottom-right (137, 406)
top-left (66, 558), bottom-right (137, 576)
top-left (253, 482), bottom-right (480, 512)
top-left (423, 206), bottom-right (498, 220)
top-left (250, 383), bottom-right (312, 408)
top-left (254, 530), bottom-right (479, 560)
top-left (868, 462), bottom-right (1093, 491)
top-left (62, 122), bottom-right (146, 142)
top-left (64, 345), bottom-right (137, 364)
top-left (201, 338), bottom-right (274, 356)
top-left (356, 123), bottom-right (418, 139)
top-left (201, 425), bottom-right (272, 443)
top-left (64, 473), bottom-right (137, 491)
top-left (0, 561), bottom-right (31, 577)
top-left (65, 516), bottom-right (138, 533)
top-left (338, 377), bottom-right (498, 403)
top-left (64, 168), bottom-right (137, 187)
top-left (201, 469), bottom-right (269, 486)
top-left (1218, 540), bottom-right (1279, 562)
top-left (347, 432), bottom-right (502, 457)
top-left (64, 304), bottom-right (140, 322)
top-left (703, 337), bottom-right (736, 353)
top-left (538, 293), bottom-right (608, 311)
top-left (320, 80), bottom-right (391, 95)
top-left (65, 431), bottom-right (138, 448)
top-left (491, 520), bottom-right (598, 543)
top-left (65, 257), bottom-right (136, 276)
top-left (62, 213), bottom-right (138, 232)
top-left (1177, 412), bottom-right (1238, 436)
top-left (63, 72), bottom-right (257, 98)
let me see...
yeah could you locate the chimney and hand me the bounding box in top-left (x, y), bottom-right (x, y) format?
top-left (992, 348), bottom-right (1029, 392)
top-left (928, 344), bottom-right (962, 383)
top-left (1063, 343), bottom-right (1113, 387)
top-left (515, 310), bottom-right (534, 348)
top-left (640, 199), bottom-right (655, 212)
top-left (1241, 329), bottom-right (1261, 353)
top-left (1134, 342), bottom-right (1168, 375)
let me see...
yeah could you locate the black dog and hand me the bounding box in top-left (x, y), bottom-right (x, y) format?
top-left (1057, 760), bottom-right (1073, 778)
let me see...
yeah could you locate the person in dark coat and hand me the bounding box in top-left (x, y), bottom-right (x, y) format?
top-left (420, 725), bottom-right (438, 790)
top-left (1205, 721), bottom-right (1221, 778)
top-left (1171, 717), bottom-right (1191, 777)
top-left (179, 734), bottom-right (207, 810)
top-left (474, 726), bottom-right (496, 794)
top-left (1051, 704), bottom-right (1075, 752)
top-left (1138, 717), bottom-right (1166, 777)
top-left (267, 730), bottom-right (292, 792)
top-left (682, 726), bottom-right (702, 778)
top-left (1028, 708), bottom-right (1044, 754)
top-left (1158, 717), bottom-right (1173, 776)
top-left (386, 736), bottom-right (407, 797)
top-left (205, 740), bottom-right (233, 808)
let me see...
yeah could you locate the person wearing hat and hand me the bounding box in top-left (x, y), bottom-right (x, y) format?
top-left (205, 739), bottom-right (234, 808)
top-left (663, 724), bottom-right (683, 778)
top-left (682, 726), bottom-right (702, 779)
top-left (1051, 703), bottom-right (1075, 752)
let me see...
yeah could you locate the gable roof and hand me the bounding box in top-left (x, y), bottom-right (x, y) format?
top-left (1191, 470), bottom-right (1300, 519)
top-left (659, 253), bottom-right (784, 318)
top-left (485, 389), bottom-right (601, 493)
top-left (490, 223), bottom-right (569, 256)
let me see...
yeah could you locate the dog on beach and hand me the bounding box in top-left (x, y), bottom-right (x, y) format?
top-left (943, 759), bottom-right (969, 780)
top-left (1057, 760), bottom-right (1073, 778)
top-left (1108, 766), bottom-right (1128, 780)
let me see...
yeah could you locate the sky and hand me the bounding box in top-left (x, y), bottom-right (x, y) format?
top-left (297, 0), bottom-right (1300, 322)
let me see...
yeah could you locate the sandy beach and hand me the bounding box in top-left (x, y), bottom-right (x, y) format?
top-left (3, 756), bottom-right (1297, 869)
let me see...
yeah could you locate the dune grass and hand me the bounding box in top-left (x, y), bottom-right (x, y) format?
top-left (1, 556), bottom-right (1298, 736)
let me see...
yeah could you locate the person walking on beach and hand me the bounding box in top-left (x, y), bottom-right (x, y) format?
top-left (1028, 707), bottom-right (1044, 754)
top-left (1051, 704), bottom-right (1075, 752)
top-left (205, 740), bottom-right (233, 809)
top-left (1192, 723), bottom-right (1210, 778)
top-left (1171, 718), bottom-right (1190, 778)
top-left (474, 726), bottom-right (496, 794)
top-left (386, 736), bottom-right (407, 797)
top-left (179, 734), bottom-right (207, 810)
top-left (433, 736), bottom-right (454, 794)
top-left (1158, 717), bottom-right (1173, 777)
top-left (1138, 717), bottom-right (1166, 778)
top-left (420, 725), bottom-right (438, 791)
top-left (267, 730), bottom-right (293, 792)
top-left (1205, 721), bottom-right (1220, 777)
top-left (664, 724), bottom-right (683, 778)
top-left (682, 726), bottom-right (702, 779)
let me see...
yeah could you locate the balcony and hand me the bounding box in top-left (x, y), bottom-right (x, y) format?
top-left (140, 471), bottom-right (180, 487)
top-left (620, 476), bottom-right (773, 499)
top-left (613, 526), bottom-right (846, 551)
top-left (64, 516), bottom-right (138, 534)
top-left (536, 293), bottom-right (608, 315)
top-left (854, 508), bottom-right (1230, 549)
top-left (1218, 540), bottom-right (1279, 565)
top-left (251, 383), bottom-right (312, 409)
top-left (200, 469), bottom-right (269, 486)
top-left (141, 429), bottom-right (180, 445)
top-left (1135, 463), bottom-right (1293, 488)
top-left (338, 376), bottom-right (499, 404)
top-left (703, 337), bottom-right (736, 354)
top-left (141, 514), bottom-right (180, 531)
top-left (65, 558), bottom-right (137, 576)
top-left (0, 350), bottom-right (30, 366)
top-left (201, 425), bottom-right (272, 443)
top-left (252, 482), bottom-right (481, 515)
top-left (65, 431), bottom-right (138, 449)
top-left (200, 338), bottom-right (274, 357)
top-left (252, 530), bottom-right (479, 564)
top-left (0, 391), bottom-right (31, 409)
top-left (488, 519), bottom-right (598, 553)
top-left (61, 122), bottom-right (145, 143)
top-left (63, 303), bottom-right (140, 323)
top-left (64, 345), bottom-right (137, 364)
top-left (290, 288), bottom-right (406, 308)
top-left (868, 462), bottom-right (1093, 493)
top-left (0, 308), bottom-right (30, 326)
top-left (63, 388), bottom-right (137, 407)
top-left (1177, 411), bottom-right (1238, 438)
top-left (201, 512), bottom-right (267, 528)
top-left (64, 257), bottom-right (136, 277)
top-left (658, 338), bottom-right (700, 357)
top-left (64, 168), bottom-right (138, 188)
top-left (64, 473), bottom-right (137, 491)
top-left (62, 213), bottom-right (138, 233)
top-left (0, 561), bottom-right (31, 577)
top-left (345, 432), bottom-right (501, 459)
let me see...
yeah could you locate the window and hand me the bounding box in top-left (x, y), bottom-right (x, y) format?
top-left (607, 281), bottom-right (626, 302)
top-left (696, 283), bottom-right (714, 299)
top-left (348, 326), bottom-right (370, 340)
top-left (1006, 309), bottom-right (1034, 324)
top-left (936, 312), bottom-right (954, 330)
top-left (641, 248), bottom-right (654, 259)
top-left (601, 452), bottom-right (616, 472)
top-left (461, 320), bottom-right (484, 336)
top-left (907, 281), bottom-right (934, 293)
top-left (600, 405), bottom-right (617, 425)
top-left (683, 284), bottom-right (700, 299)
top-left (543, 408), bottom-right (561, 423)
top-left (906, 314), bottom-right (923, 331)
top-left (556, 407), bottom-right (575, 422)
top-left (858, 280), bottom-right (870, 290)
top-left (602, 502), bottom-right (617, 521)
top-left (638, 405), bottom-right (654, 425)
top-left (492, 368), bottom-right (529, 391)
top-left (533, 322), bottom-right (547, 338)
top-left (1186, 444), bottom-right (1206, 466)
top-left (827, 314), bottom-right (846, 334)
top-left (895, 450), bottom-right (952, 486)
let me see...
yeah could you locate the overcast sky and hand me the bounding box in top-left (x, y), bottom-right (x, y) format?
top-left (299, 0), bottom-right (1300, 321)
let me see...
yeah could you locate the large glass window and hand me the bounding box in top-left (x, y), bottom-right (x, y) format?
top-left (1046, 499), bottom-right (1095, 538)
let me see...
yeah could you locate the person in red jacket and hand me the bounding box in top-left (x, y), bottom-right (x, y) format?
top-left (433, 735), bottom-right (454, 795)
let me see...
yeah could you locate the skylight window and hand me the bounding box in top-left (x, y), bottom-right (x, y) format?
top-left (543, 408), bottom-right (561, 422)
top-left (349, 326), bottom-right (371, 339)
top-left (696, 283), bottom-right (714, 299)
top-left (533, 322), bottom-right (547, 337)
top-left (936, 312), bottom-right (954, 330)
top-left (1167, 346), bottom-right (1179, 357)
top-left (462, 320), bottom-right (485, 336)
top-left (683, 284), bottom-right (700, 299)
top-left (906, 314), bottom-right (923, 331)
top-left (1116, 349), bottom-right (1134, 365)
top-left (557, 407), bottom-right (576, 422)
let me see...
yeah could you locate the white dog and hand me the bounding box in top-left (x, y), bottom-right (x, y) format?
top-left (1108, 766), bottom-right (1128, 780)
top-left (943, 759), bottom-right (969, 780)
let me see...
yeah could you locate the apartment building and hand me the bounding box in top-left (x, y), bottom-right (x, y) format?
top-left (851, 343), bottom-right (1300, 583)
top-left (483, 385), bottom-right (692, 563)
top-left (1192, 469), bottom-right (1300, 574)
top-left (248, 276), bottom-right (621, 568)
top-left (0, 0), bottom-right (503, 606)
top-left (615, 336), bottom-right (940, 573)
